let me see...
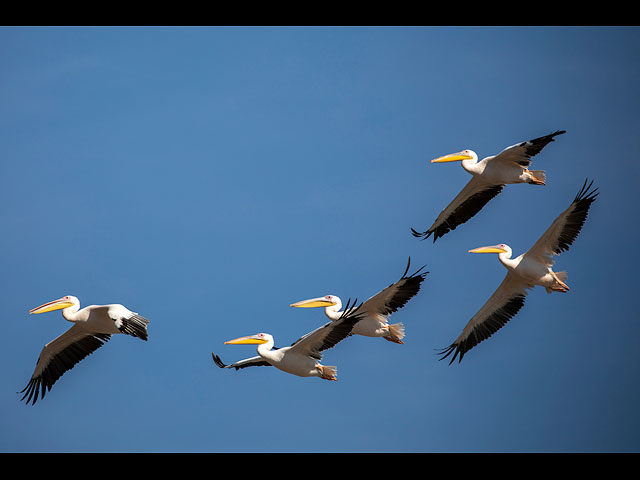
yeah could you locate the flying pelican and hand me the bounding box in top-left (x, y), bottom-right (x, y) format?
top-left (439, 178), bottom-right (598, 364)
top-left (289, 257), bottom-right (427, 344)
top-left (411, 130), bottom-right (566, 243)
top-left (212, 300), bottom-right (363, 381)
top-left (20, 295), bottom-right (149, 405)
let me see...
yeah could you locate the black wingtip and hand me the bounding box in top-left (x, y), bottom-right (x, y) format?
top-left (211, 352), bottom-right (226, 369)
top-left (540, 130), bottom-right (566, 142)
top-left (437, 344), bottom-right (463, 365)
top-left (410, 227), bottom-right (433, 241)
top-left (410, 227), bottom-right (423, 238)
top-left (18, 378), bottom-right (44, 406)
top-left (574, 177), bottom-right (599, 203)
top-left (340, 297), bottom-right (364, 320)
top-left (402, 256), bottom-right (412, 278)
top-left (401, 257), bottom-right (429, 281)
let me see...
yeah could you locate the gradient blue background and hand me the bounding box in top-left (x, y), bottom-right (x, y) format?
top-left (1, 26), bottom-right (638, 452)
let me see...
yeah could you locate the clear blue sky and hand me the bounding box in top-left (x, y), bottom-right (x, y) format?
top-left (1, 26), bottom-right (638, 453)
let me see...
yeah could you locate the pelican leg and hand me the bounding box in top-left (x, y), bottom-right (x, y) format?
top-left (525, 169), bottom-right (546, 185)
top-left (383, 323), bottom-right (405, 344)
top-left (383, 336), bottom-right (404, 344)
top-left (550, 271), bottom-right (570, 292)
top-left (316, 364), bottom-right (338, 381)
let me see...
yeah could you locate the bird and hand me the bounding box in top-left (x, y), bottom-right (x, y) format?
top-left (439, 178), bottom-right (598, 364)
top-left (411, 130), bottom-right (566, 243)
top-left (212, 300), bottom-right (364, 381)
top-left (20, 295), bottom-right (149, 405)
top-left (289, 257), bottom-right (427, 344)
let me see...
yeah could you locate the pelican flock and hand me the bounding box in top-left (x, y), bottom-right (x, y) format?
top-left (212, 300), bottom-right (364, 380)
top-left (289, 258), bottom-right (427, 344)
top-left (20, 128), bottom-right (599, 404)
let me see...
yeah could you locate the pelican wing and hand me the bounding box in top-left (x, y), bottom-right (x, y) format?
top-left (526, 179), bottom-right (599, 266)
top-left (489, 130), bottom-right (566, 168)
top-left (211, 353), bottom-right (272, 370)
top-left (439, 273), bottom-right (530, 364)
top-left (359, 257), bottom-right (427, 318)
top-left (106, 305), bottom-right (150, 341)
top-left (290, 300), bottom-right (364, 360)
top-left (20, 325), bottom-right (111, 405)
top-left (412, 175), bottom-right (504, 242)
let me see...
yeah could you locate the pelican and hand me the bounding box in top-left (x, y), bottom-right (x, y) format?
top-left (439, 178), bottom-right (598, 364)
top-left (212, 301), bottom-right (363, 381)
top-left (289, 257), bottom-right (427, 344)
top-left (412, 130), bottom-right (566, 242)
top-left (20, 295), bottom-right (149, 405)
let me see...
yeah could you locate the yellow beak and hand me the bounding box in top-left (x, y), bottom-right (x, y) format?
top-left (29, 297), bottom-right (75, 314)
top-left (224, 334), bottom-right (268, 345)
top-left (431, 152), bottom-right (473, 163)
top-left (289, 297), bottom-right (337, 308)
top-left (468, 245), bottom-right (508, 254)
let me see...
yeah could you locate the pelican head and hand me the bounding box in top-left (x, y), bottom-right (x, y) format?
top-left (29, 295), bottom-right (79, 314)
top-left (224, 333), bottom-right (271, 345)
top-left (289, 295), bottom-right (339, 309)
top-left (468, 243), bottom-right (511, 255)
top-left (431, 149), bottom-right (477, 163)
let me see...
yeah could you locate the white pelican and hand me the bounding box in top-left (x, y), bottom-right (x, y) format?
top-left (212, 301), bottom-right (363, 381)
top-left (20, 295), bottom-right (149, 405)
top-left (289, 257), bottom-right (427, 344)
top-left (412, 130), bottom-right (566, 242)
top-left (439, 178), bottom-right (598, 364)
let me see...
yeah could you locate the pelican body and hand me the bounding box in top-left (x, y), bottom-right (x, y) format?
top-left (212, 302), bottom-right (363, 381)
top-left (289, 257), bottom-right (427, 344)
top-left (471, 244), bottom-right (569, 294)
top-left (20, 295), bottom-right (149, 405)
top-left (412, 130), bottom-right (566, 242)
top-left (440, 179), bottom-right (598, 364)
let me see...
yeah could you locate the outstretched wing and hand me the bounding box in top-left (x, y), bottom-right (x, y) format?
top-left (211, 353), bottom-right (272, 370)
top-left (489, 130), bottom-right (566, 168)
top-left (438, 273), bottom-right (530, 364)
top-left (358, 257), bottom-right (427, 319)
top-left (525, 178), bottom-right (599, 267)
top-left (101, 304), bottom-right (150, 341)
top-left (412, 175), bottom-right (504, 242)
top-left (20, 325), bottom-right (111, 405)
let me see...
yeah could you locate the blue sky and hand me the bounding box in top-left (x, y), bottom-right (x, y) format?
top-left (1, 26), bottom-right (639, 453)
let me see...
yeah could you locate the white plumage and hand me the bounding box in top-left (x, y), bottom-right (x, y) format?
top-left (412, 130), bottom-right (566, 242)
top-left (212, 300), bottom-right (364, 381)
top-left (289, 257), bottom-right (427, 344)
top-left (21, 295), bottom-right (149, 405)
top-left (439, 179), bottom-right (598, 363)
